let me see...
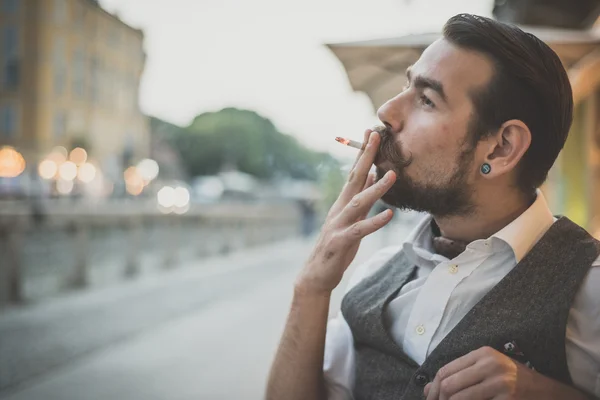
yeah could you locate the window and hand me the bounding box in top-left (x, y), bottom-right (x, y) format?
top-left (73, 2), bottom-right (85, 30)
top-left (53, 0), bottom-right (68, 24)
top-left (53, 35), bottom-right (65, 66)
top-left (2, 26), bottom-right (19, 89)
top-left (54, 110), bottom-right (67, 138)
top-left (0, 104), bottom-right (17, 138)
top-left (89, 58), bottom-right (100, 104)
top-left (54, 67), bottom-right (66, 96)
top-left (72, 49), bottom-right (85, 98)
top-left (2, 0), bottom-right (18, 14)
top-left (103, 70), bottom-right (113, 108)
top-left (54, 36), bottom-right (66, 96)
top-left (3, 26), bottom-right (18, 57)
top-left (3, 59), bottom-right (18, 89)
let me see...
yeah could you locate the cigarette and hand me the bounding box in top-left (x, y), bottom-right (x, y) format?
top-left (335, 136), bottom-right (365, 150)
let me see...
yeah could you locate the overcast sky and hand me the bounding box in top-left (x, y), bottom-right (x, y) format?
top-left (99, 0), bottom-right (492, 161)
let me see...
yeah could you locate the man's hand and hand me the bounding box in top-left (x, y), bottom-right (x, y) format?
top-left (295, 129), bottom-right (397, 296)
top-left (266, 129), bottom-right (397, 400)
top-left (424, 346), bottom-right (591, 400)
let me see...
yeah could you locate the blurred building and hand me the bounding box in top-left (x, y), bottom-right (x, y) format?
top-left (327, 2), bottom-right (600, 236)
top-left (0, 0), bottom-right (149, 181)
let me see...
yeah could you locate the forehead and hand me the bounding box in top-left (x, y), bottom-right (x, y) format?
top-left (411, 38), bottom-right (494, 105)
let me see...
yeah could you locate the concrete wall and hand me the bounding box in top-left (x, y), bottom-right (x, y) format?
top-left (0, 201), bottom-right (303, 307)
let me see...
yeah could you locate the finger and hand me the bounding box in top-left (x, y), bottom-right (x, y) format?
top-left (445, 377), bottom-right (507, 400)
top-left (343, 208), bottom-right (393, 240)
top-left (351, 129), bottom-right (373, 169)
top-left (327, 131), bottom-right (375, 219)
top-left (426, 379), bottom-right (441, 400)
top-left (424, 383), bottom-right (431, 397)
top-left (429, 352), bottom-right (479, 400)
top-left (337, 169), bottom-right (395, 226)
top-left (438, 364), bottom-right (488, 400)
top-left (339, 131), bottom-right (381, 203)
top-left (357, 172), bottom-right (377, 221)
top-left (326, 164), bottom-right (372, 217)
top-left (436, 351), bottom-right (480, 382)
top-left (362, 171), bottom-right (376, 192)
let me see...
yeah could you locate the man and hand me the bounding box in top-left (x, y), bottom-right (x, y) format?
top-left (266, 14), bottom-right (600, 400)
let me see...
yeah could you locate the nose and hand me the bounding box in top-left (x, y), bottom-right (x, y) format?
top-left (377, 94), bottom-right (406, 134)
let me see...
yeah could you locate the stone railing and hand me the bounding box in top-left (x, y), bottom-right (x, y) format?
top-left (0, 200), bottom-right (303, 308)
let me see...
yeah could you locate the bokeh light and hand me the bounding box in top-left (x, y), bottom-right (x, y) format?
top-left (136, 159), bottom-right (159, 181)
top-left (49, 146), bottom-right (68, 163)
top-left (69, 147), bottom-right (88, 166)
top-left (173, 204), bottom-right (190, 215)
top-left (124, 166), bottom-right (145, 196)
top-left (126, 180), bottom-right (144, 196)
top-left (38, 159), bottom-right (58, 180)
top-left (0, 146), bottom-right (26, 178)
top-left (173, 187), bottom-right (190, 208)
top-left (157, 186), bottom-right (175, 208)
top-left (124, 166), bottom-right (141, 183)
top-left (56, 179), bottom-right (74, 195)
top-left (58, 161), bottom-right (78, 181)
top-left (77, 163), bottom-right (97, 183)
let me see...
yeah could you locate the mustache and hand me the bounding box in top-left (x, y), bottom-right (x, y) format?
top-left (372, 125), bottom-right (413, 169)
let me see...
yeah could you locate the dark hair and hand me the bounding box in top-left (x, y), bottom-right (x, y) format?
top-left (443, 14), bottom-right (573, 193)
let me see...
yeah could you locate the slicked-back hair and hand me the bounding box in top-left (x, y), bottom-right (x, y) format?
top-left (443, 14), bottom-right (573, 193)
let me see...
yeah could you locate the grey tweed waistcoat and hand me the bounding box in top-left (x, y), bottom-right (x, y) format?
top-left (340, 217), bottom-right (600, 400)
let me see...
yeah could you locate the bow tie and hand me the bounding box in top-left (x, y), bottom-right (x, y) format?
top-left (430, 220), bottom-right (468, 260)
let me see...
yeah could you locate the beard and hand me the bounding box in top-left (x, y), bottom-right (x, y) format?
top-left (373, 125), bottom-right (476, 218)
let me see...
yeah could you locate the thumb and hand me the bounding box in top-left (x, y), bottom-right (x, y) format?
top-left (424, 382), bottom-right (431, 397)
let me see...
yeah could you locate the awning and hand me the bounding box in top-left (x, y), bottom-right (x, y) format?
top-left (327, 26), bottom-right (600, 110)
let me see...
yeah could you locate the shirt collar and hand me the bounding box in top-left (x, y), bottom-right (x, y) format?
top-left (402, 213), bottom-right (438, 265)
top-left (402, 189), bottom-right (554, 263)
top-left (492, 189), bottom-right (554, 262)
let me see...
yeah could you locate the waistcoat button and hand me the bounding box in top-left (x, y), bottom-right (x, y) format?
top-left (414, 373), bottom-right (429, 387)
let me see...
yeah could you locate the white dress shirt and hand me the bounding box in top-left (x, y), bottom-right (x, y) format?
top-left (323, 192), bottom-right (600, 399)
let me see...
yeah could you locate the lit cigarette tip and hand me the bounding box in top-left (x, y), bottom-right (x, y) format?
top-left (335, 136), bottom-right (364, 150)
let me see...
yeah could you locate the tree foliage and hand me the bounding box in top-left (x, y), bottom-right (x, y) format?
top-left (150, 108), bottom-right (338, 181)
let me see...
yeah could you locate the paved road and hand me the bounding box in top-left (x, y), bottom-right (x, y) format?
top-left (0, 218), bottom-right (414, 400)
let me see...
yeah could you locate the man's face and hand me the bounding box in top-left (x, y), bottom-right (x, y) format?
top-left (375, 38), bottom-right (494, 217)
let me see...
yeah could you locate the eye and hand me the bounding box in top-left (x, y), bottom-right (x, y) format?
top-left (419, 94), bottom-right (435, 109)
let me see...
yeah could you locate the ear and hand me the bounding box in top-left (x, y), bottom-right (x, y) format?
top-left (480, 119), bottom-right (531, 178)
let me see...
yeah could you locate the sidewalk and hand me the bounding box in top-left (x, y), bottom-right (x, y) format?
top-left (0, 237), bottom-right (315, 396)
top-left (0, 216), bottom-right (416, 400)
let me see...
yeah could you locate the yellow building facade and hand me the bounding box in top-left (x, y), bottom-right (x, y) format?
top-left (0, 0), bottom-right (149, 180)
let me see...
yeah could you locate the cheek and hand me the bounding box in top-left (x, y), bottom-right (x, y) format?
top-left (403, 122), bottom-right (456, 162)
top-left (402, 121), bottom-right (464, 180)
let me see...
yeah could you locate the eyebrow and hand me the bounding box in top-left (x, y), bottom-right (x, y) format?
top-left (406, 67), bottom-right (448, 104)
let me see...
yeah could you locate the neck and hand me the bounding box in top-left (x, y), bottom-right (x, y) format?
top-left (433, 187), bottom-right (535, 243)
